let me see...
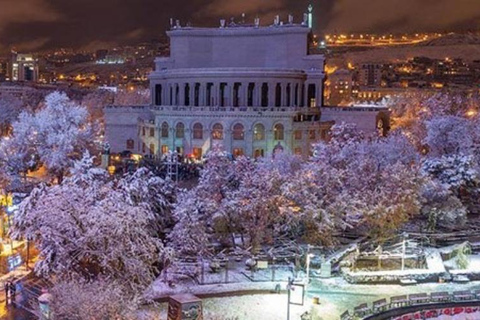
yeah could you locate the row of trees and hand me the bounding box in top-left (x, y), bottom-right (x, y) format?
top-left (3, 90), bottom-right (480, 318)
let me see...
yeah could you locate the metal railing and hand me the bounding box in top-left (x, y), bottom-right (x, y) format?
top-left (340, 289), bottom-right (480, 320)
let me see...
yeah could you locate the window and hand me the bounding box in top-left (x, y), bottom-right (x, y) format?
top-left (161, 145), bottom-right (169, 154)
top-left (274, 124), bottom-right (284, 140)
top-left (308, 84), bottom-right (316, 107)
top-left (212, 123), bottom-right (224, 140)
top-left (220, 83), bottom-right (227, 106)
top-left (233, 83), bottom-right (241, 107)
top-left (184, 83), bottom-right (190, 106)
top-left (149, 143), bottom-right (155, 155)
top-left (193, 147), bottom-right (202, 160)
top-left (294, 147), bottom-right (302, 155)
top-left (321, 130), bottom-right (327, 140)
top-left (254, 123), bottom-right (265, 141)
top-left (194, 83), bottom-right (200, 106)
top-left (161, 122), bottom-right (169, 138)
top-left (193, 123), bottom-right (203, 140)
top-left (275, 83), bottom-right (281, 107)
top-left (286, 84), bottom-right (291, 107)
top-left (254, 149), bottom-right (264, 158)
top-left (142, 142), bottom-right (146, 153)
top-left (149, 128), bottom-right (155, 137)
top-left (126, 139), bottom-right (134, 150)
top-left (206, 83), bottom-right (213, 106)
top-left (261, 83), bottom-right (268, 107)
top-left (233, 148), bottom-right (244, 157)
top-left (232, 123), bottom-right (244, 140)
top-left (142, 127), bottom-right (146, 136)
top-left (155, 84), bottom-right (162, 105)
top-left (309, 129), bottom-right (316, 140)
top-left (248, 83), bottom-right (255, 106)
top-left (176, 146), bottom-right (184, 155)
top-left (176, 123), bottom-right (185, 139)
top-left (294, 130), bottom-right (302, 140)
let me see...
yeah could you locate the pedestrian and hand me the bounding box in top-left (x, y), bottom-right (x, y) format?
top-left (4, 281), bottom-right (10, 305)
top-left (9, 282), bottom-right (16, 307)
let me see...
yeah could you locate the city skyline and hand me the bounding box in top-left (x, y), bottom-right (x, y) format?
top-left (1, 0), bottom-right (480, 53)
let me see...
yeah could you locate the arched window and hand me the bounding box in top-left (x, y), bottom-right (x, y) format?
top-left (176, 122), bottom-right (185, 139)
top-left (232, 123), bottom-right (244, 140)
top-left (212, 123), bottom-right (224, 140)
top-left (161, 122), bottom-right (169, 138)
top-left (253, 123), bottom-right (265, 141)
top-left (193, 123), bottom-right (203, 140)
top-left (274, 124), bottom-right (284, 140)
top-left (126, 139), bottom-right (134, 150)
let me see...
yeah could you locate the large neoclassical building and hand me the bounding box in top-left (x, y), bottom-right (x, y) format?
top-left (105, 18), bottom-right (389, 159)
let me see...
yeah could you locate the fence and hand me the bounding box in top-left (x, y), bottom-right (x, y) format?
top-left (340, 289), bottom-right (480, 320)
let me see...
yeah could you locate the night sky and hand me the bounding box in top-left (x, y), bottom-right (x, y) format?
top-left (0, 0), bottom-right (479, 52)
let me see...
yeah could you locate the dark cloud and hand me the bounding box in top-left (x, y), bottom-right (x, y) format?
top-left (326, 0), bottom-right (480, 33)
top-left (0, 0), bottom-right (478, 53)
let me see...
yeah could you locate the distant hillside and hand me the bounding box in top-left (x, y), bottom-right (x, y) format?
top-left (341, 44), bottom-right (480, 64)
top-left (420, 33), bottom-right (480, 46)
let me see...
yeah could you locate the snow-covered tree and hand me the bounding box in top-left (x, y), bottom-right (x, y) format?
top-left (114, 88), bottom-right (150, 106)
top-left (0, 94), bottom-right (23, 136)
top-left (1, 91), bottom-right (100, 182)
top-left (420, 179), bottom-right (467, 231)
top-left (423, 115), bottom-right (473, 157)
top-left (13, 154), bottom-right (168, 297)
top-left (49, 278), bottom-right (138, 320)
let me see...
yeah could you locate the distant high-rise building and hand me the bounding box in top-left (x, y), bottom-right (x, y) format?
top-left (0, 59), bottom-right (8, 82)
top-left (359, 64), bottom-right (382, 87)
top-left (11, 53), bottom-right (39, 82)
top-left (325, 69), bottom-right (353, 106)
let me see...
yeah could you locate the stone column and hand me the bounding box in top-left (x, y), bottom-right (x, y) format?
top-left (255, 82), bottom-right (261, 107)
top-left (281, 83), bottom-right (287, 107)
top-left (316, 80), bottom-right (323, 107)
top-left (303, 82), bottom-right (309, 108)
top-left (268, 82), bottom-right (275, 108)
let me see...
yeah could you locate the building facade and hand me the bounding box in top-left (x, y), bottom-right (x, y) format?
top-left (105, 19), bottom-right (389, 159)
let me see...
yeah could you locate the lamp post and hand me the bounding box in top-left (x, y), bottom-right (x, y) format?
top-left (287, 277), bottom-right (294, 320)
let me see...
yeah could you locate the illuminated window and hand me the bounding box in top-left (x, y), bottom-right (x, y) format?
top-left (294, 147), bottom-right (302, 155)
top-left (161, 145), bottom-right (169, 154)
top-left (254, 149), bottom-right (264, 158)
top-left (193, 123), bottom-right (203, 140)
top-left (233, 148), bottom-right (244, 157)
top-left (254, 123), bottom-right (265, 141)
top-left (212, 123), bottom-right (224, 140)
top-left (126, 139), bottom-right (134, 150)
top-left (176, 122), bottom-right (185, 139)
top-left (274, 124), bottom-right (284, 140)
top-left (161, 122), bottom-right (169, 138)
top-left (149, 144), bottom-right (155, 155)
top-left (309, 130), bottom-right (316, 140)
top-left (294, 130), bottom-right (302, 140)
top-left (193, 147), bottom-right (202, 159)
top-left (232, 123), bottom-right (244, 140)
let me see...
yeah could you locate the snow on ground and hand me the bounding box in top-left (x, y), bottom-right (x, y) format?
top-left (445, 254), bottom-right (480, 274)
top-left (144, 278), bottom-right (480, 320)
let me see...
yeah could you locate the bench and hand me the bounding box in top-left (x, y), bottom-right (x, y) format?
top-left (430, 291), bottom-right (450, 302)
top-left (390, 295), bottom-right (409, 307)
top-left (353, 303), bottom-right (370, 317)
top-left (409, 293), bottom-right (429, 304)
top-left (340, 310), bottom-right (352, 320)
top-left (453, 290), bottom-right (473, 301)
top-left (372, 298), bottom-right (388, 312)
top-left (473, 289), bottom-right (480, 299)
